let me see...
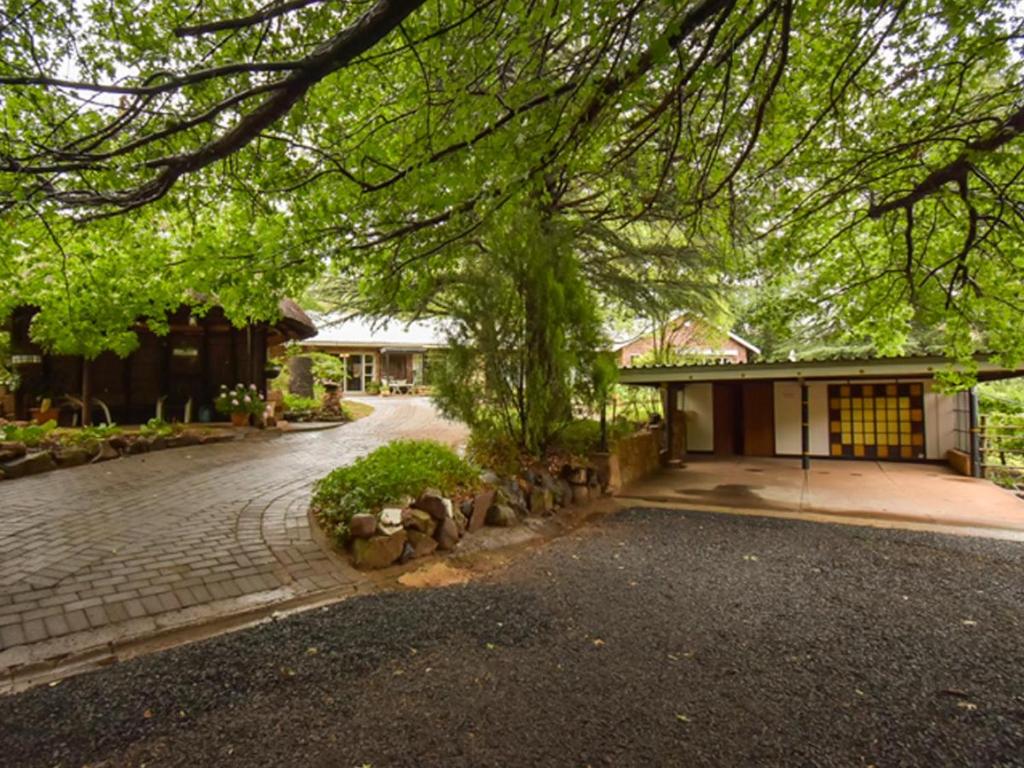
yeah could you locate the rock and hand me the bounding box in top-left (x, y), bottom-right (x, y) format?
top-left (351, 530), bottom-right (407, 569)
top-left (53, 447), bottom-right (91, 468)
top-left (563, 464), bottom-right (588, 485)
top-left (486, 503), bottom-right (519, 527)
top-left (460, 498), bottom-right (474, 518)
top-left (434, 517), bottom-right (459, 550)
top-left (412, 489), bottom-right (449, 521)
top-left (554, 478), bottom-right (573, 506)
top-left (108, 435), bottom-right (129, 451)
top-left (199, 432), bottom-right (234, 445)
top-left (404, 509), bottom-right (437, 537)
top-left (469, 489), bottom-right (495, 533)
top-left (124, 437), bottom-right (150, 455)
top-left (349, 513), bottom-right (378, 539)
top-left (479, 469), bottom-right (500, 485)
top-left (1, 451), bottom-right (57, 479)
top-left (572, 484), bottom-right (591, 505)
top-left (149, 436), bottom-right (167, 451)
top-left (407, 530), bottom-right (439, 558)
top-left (0, 441), bottom-right (27, 463)
top-left (91, 440), bottom-right (120, 463)
top-left (398, 541), bottom-right (416, 564)
top-left (378, 507), bottom-right (405, 536)
top-left (528, 487), bottom-right (554, 516)
top-left (452, 506), bottom-right (468, 536)
top-left (165, 432), bottom-right (200, 449)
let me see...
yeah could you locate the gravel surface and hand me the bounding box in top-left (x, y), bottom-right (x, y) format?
top-left (3, 508), bottom-right (1024, 767)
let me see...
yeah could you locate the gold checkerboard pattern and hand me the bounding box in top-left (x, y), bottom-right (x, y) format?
top-left (827, 383), bottom-right (925, 460)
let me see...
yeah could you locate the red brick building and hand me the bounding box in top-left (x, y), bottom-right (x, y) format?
top-left (616, 316), bottom-right (759, 367)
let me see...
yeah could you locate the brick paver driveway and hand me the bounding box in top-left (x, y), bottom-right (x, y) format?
top-left (0, 397), bottom-right (466, 677)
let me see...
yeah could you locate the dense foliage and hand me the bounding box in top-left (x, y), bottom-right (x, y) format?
top-left (1, 0), bottom-right (1022, 375)
top-left (311, 439), bottom-right (479, 542)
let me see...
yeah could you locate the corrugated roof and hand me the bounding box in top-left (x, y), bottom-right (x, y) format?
top-left (303, 313), bottom-right (447, 348)
top-left (619, 354), bottom-right (1024, 384)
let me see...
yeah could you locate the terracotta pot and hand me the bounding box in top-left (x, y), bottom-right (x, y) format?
top-left (230, 412), bottom-right (250, 427)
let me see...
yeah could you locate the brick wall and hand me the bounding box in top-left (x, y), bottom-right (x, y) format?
top-left (618, 318), bottom-right (750, 366)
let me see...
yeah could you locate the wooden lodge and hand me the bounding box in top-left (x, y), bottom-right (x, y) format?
top-left (0, 300), bottom-right (316, 425)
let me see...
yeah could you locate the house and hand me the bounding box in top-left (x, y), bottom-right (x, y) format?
top-left (620, 354), bottom-right (1024, 474)
top-left (615, 316), bottom-right (760, 367)
top-left (0, 300), bottom-right (316, 424)
top-left (298, 314), bottom-right (447, 393)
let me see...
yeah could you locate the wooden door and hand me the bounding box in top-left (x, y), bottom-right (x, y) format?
top-left (713, 382), bottom-right (741, 455)
top-left (741, 381), bottom-right (775, 457)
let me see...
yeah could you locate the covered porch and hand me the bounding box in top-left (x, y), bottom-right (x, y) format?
top-left (619, 455), bottom-right (1024, 536)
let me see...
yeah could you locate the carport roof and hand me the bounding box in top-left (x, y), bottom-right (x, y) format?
top-left (619, 354), bottom-right (1024, 385)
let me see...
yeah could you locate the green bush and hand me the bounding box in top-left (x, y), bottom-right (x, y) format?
top-left (283, 393), bottom-right (320, 412)
top-left (550, 418), bottom-right (636, 457)
top-left (138, 417), bottom-right (181, 439)
top-left (63, 423), bottom-right (122, 446)
top-left (466, 424), bottom-right (522, 477)
top-left (1, 419), bottom-right (57, 446)
top-left (312, 439), bottom-right (479, 543)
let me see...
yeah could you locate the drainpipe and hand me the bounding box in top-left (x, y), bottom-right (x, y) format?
top-left (968, 386), bottom-right (981, 478)
top-left (800, 380), bottom-right (810, 470)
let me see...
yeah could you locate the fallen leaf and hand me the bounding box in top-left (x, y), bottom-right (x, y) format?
top-left (743, 554), bottom-right (759, 562)
top-left (306, 647), bottom-right (319, 655)
top-left (143, 709), bottom-right (154, 719)
top-left (962, 619), bottom-right (977, 626)
top-left (593, 639), bottom-right (605, 647)
top-left (675, 714), bottom-right (691, 723)
top-left (485, 642), bottom-right (497, 650)
top-left (957, 701), bottom-right (978, 711)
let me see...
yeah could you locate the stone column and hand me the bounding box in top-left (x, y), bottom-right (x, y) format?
top-left (288, 356), bottom-right (314, 398)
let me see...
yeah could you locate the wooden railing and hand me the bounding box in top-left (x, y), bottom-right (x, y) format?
top-left (979, 414), bottom-right (1024, 493)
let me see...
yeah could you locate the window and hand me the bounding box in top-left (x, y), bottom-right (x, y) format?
top-left (828, 383), bottom-right (925, 460)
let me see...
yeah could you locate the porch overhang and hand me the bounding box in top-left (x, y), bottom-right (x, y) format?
top-left (619, 355), bottom-right (1024, 386)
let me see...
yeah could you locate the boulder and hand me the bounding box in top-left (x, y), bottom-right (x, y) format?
top-left (486, 504), bottom-right (519, 527)
top-left (469, 489), bottom-right (495, 533)
top-left (53, 447), bottom-right (92, 468)
top-left (123, 437), bottom-right (151, 455)
top-left (349, 513), bottom-right (378, 539)
top-left (563, 464), bottom-right (589, 485)
top-left (199, 432), bottom-right (234, 445)
top-left (166, 432), bottom-right (200, 449)
top-left (149, 436), bottom-right (167, 452)
top-left (0, 441), bottom-right (27, 463)
top-left (572, 484), bottom-right (591, 505)
top-left (554, 478), bottom-right (573, 507)
top-left (91, 440), bottom-right (120, 463)
top-left (434, 517), bottom-right (459, 550)
top-left (1, 451), bottom-right (57, 479)
top-left (378, 507), bottom-right (405, 536)
top-left (108, 435), bottom-right (129, 452)
top-left (412, 489), bottom-right (449, 521)
top-left (407, 530), bottom-right (439, 558)
top-left (479, 469), bottom-right (500, 485)
top-left (351, 530), bottom-right (407, 569)
top-left (528, 487), bottom-right (554, 516)
top-left (452, 506), bottom-right (468, 536)
top-left (404, 509), bottom-right (437, 537)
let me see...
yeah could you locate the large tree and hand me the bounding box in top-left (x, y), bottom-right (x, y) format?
top-left (1, 0), bottom-right (1021, 368)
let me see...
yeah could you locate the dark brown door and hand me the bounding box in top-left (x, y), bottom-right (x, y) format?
top-left (741, 381), bottom-right (775, 457)
top-left (713, 382), bottom-right (741, 455)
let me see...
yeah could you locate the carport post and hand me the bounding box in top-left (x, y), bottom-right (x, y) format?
top-left (969, 387), bottom-right (982, 478)
top-left (800, 380), bottom-right (810, 470)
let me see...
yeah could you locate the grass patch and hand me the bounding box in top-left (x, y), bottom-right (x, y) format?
top-left (312, 439), bottom-right (478, 543)
top-left (342, 399), bottom-right (375, 421)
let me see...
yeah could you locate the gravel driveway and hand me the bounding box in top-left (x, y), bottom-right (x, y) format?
top-left (3, 507), bottom-right (1022, 767)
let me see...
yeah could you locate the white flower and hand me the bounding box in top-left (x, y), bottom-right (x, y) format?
top-left (231, 399), bottom-right (239, 406)
top-left (250, 384), bottom-right (257, 390)
top-left (244, 396), bottom-right (251, 403)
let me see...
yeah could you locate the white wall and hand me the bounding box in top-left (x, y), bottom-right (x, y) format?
top-left (924, 382), bottom-right (957, 459)
top-left (807, 382), bottom-right (831, 456)
top-left (773, 382), bottom-right (803, 455)
top-left (684, 382), bottom-right (714, 452)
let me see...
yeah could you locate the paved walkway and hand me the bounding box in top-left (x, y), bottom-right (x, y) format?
top-left (621, 456), bottom-right (1024, 535)
top-left (0, 397), bottom-right (466, 674)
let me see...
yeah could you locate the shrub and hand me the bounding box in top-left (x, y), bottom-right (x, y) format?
top-left (215, 383), bottom-right (266, 416)
top-left (63, 423), bottom-right (122, 446)
top-left (465, 425), bottom-right (522, 477)
top-left (138, 417), bottom-right (181, 439)
top-left (312, 439), bottom-right (478, 543)
top-left (551, 418), bottom-right (635, 457)
top-left (1, 419), bottom-right (56, 446)
top-left (282, 393), bottom-right (320, 412)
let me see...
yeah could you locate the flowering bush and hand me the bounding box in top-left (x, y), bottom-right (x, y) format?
top-left (214, 383), bottom-right (266, 416)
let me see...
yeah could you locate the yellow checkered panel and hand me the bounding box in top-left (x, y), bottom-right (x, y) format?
top-left (827, 383), bottom-right (925, 460)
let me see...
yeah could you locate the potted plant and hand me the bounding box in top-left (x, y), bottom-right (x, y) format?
top-left (215, 383), bottom-right (266, 427)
